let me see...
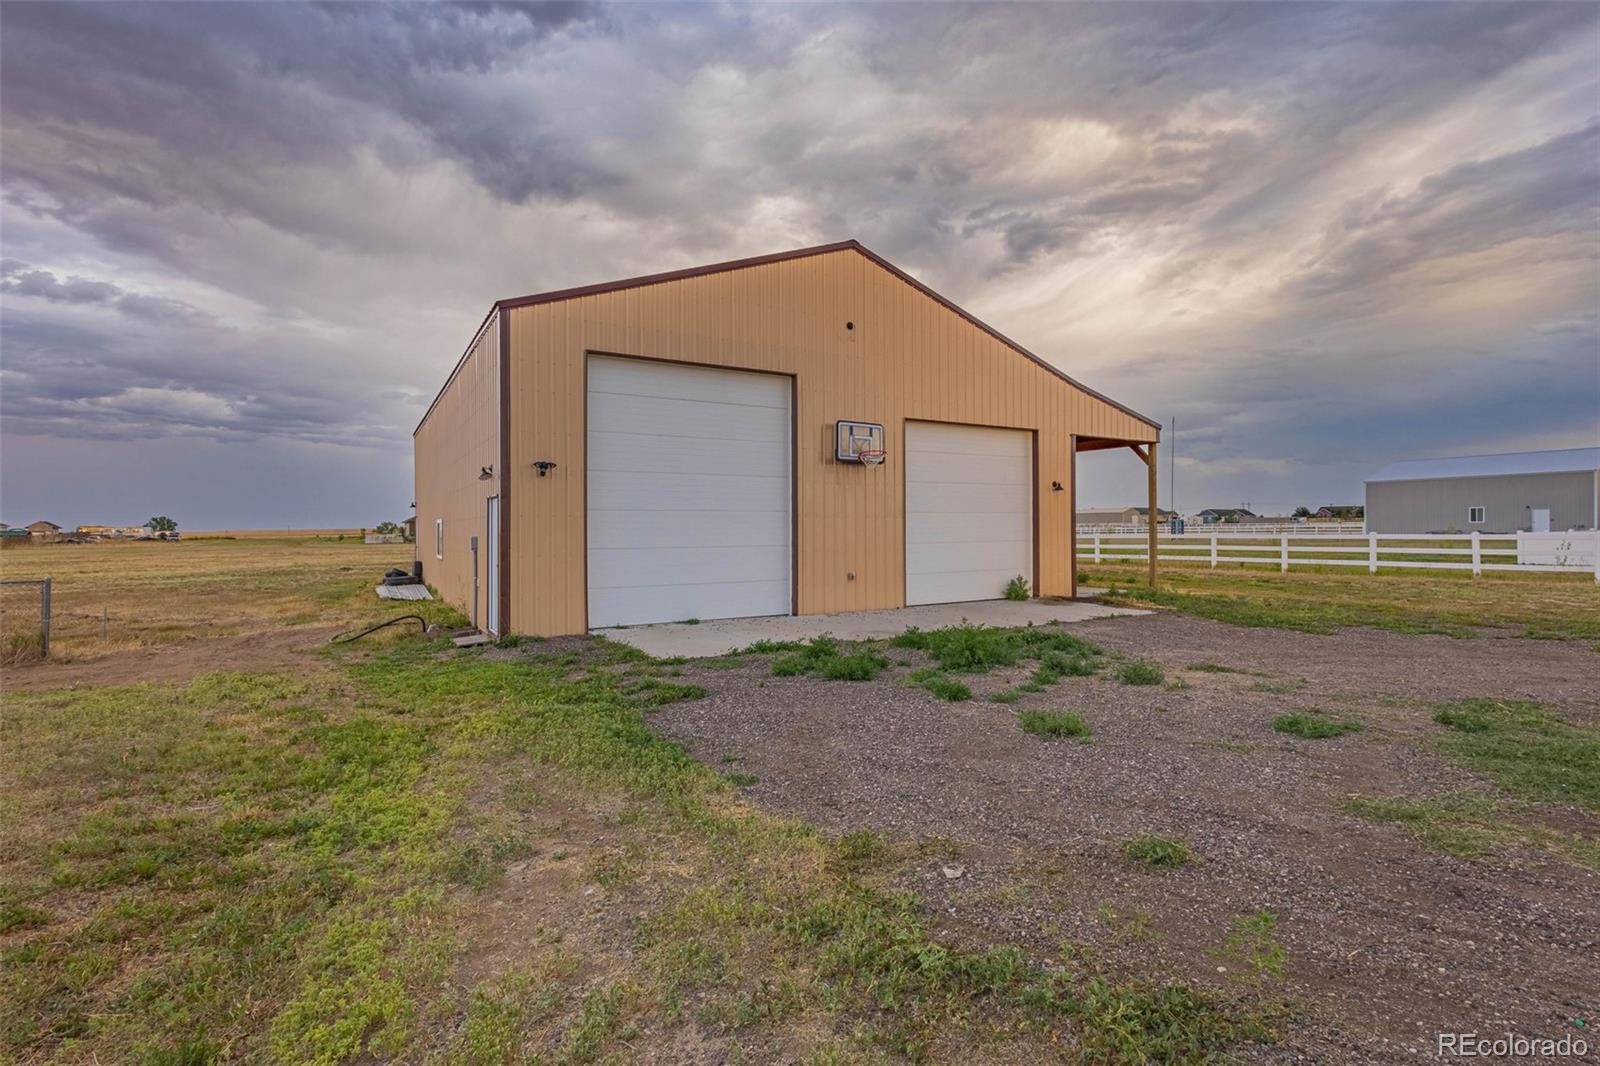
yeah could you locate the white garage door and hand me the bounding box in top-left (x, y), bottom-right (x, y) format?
top-left (905, 421), bottom-right (1032, 606)
top-left (587, 355), bottom-right (791, 628)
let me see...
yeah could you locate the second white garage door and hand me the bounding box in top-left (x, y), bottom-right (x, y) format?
top-left (587, 356), bottom-right (791, 628)
top-left (905, 421), bottom-right (1033, 606)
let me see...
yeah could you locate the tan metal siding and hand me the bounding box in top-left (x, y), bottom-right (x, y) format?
top-left (501, 248), bottom-right (1154, 636)
top-left (414, 311), bottom-right (499, 626)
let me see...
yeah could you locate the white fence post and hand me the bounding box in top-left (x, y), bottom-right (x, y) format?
top-left (1594, 529), bottom-right (1599, 584)
top-left (1210, 534), bottom-right (1218, 569)
top-left (1093, 533), bottom-right (1101, 563)
top-left (1280, 533), bottom-right (1289, 572)
top-left (1368, 533), bottom-right (1378, 574)
top-left (1470, 531), bottom-right (1481, 577)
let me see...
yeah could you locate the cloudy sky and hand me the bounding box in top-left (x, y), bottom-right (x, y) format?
top-left (2, 1), bottom-right (1596, 527)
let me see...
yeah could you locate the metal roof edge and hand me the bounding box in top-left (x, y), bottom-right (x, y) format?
top-left (420, 238), bottom-right (1159, 439)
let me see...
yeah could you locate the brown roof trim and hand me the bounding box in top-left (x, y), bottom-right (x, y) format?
top-left (493, 239), bottom-right (863, 312)
top-left (422, 238), bottom-right (1159, 435)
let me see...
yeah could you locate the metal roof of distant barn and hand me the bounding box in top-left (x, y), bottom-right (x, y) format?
top-left (1366, 447), bottom-right (1600, 484)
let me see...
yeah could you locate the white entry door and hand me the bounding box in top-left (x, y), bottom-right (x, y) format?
top-left (586, 355), bottom-right (792, 628)
top-left (1531, 508), bottom-right (1551, 533)
top-left (905, 421), bottom-right (1033, 605)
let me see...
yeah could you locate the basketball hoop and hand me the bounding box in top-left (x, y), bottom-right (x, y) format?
top-left (857, 448), bottom-right (886, 467)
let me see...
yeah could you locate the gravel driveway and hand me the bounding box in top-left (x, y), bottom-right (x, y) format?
top-left (651, 613), bottom-right (1600, 1064)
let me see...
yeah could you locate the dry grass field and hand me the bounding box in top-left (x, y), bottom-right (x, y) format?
top-left (2, 541), bottom-right (1596, 1064)
top-left (0, 538), bottom-right (438, 660)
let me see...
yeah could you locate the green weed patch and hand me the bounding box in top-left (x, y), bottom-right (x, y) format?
top-left (1272, 711), bottom-right (1362, 740)
top-left (1431, 699), bottom-right (1600, 808)
top-left (1018, 710), bottom-right (1091, 741)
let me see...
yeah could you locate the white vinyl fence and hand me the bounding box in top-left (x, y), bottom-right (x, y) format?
top-left (1076, 529), bottom-right (1600, 580)
top-left (1077, 521), bottom-right (1366, 536)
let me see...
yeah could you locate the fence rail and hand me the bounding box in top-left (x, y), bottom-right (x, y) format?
top-left (1077, 530), bottom-right (1599, 579)
top-left (1077, 521), bottom-right (1366, 536)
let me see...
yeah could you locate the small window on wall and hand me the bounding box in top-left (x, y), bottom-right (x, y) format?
top-left (435, 519), bottom-right (444, 558)
top-left (1468, 506), bottom-right (1485, 524)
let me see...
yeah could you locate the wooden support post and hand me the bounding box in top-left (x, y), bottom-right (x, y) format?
top-left (1146, 441), bottom-right (1158, 587)
top-left (1093, 533), bottom-right (1101, 563)
top-left (1470, 531), bottom-right (1481, 577)
top-left (1280, 532), bottom-right (1289, 572)
top-left (1210, 533), bottom-right (1218, 568)
top-left (1368, 533), bottom-right (1378, 574)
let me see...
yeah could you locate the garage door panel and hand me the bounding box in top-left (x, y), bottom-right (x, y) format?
top-left (587, 432), bottom-right (788, 478)
top-left (905, 422), bottom-right (1032, 606)
top-left (589, 580), bottom-right (791, 630)
top-left (906, 450), bottom-right (1030, 485)
top-left (589, 358), bottom-right (788, 409)
top-left (905, 429), bottom-right (1030, 459)
top-left (587, 355), bottom-right (791, 628)
top-left (588, 509), bottom-right (788, 551)
top-left (589, 470), bottom-right (788, 512)
top-left (588, 391), bottom-right (789, 444)
top-left (909, 569), bottom-right (1021, 605)
top-left (589, 545), bottom-right (790, 588)
top-left (906, 481), bottom-right (1030, 515)
top-left (908, 540), bottom-right (1031, 576)
top-left (906, 510), bottom-right (1030, 545)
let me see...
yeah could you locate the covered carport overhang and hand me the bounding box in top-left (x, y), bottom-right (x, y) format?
top-left (1075, 434), bottom-right (1160, 588)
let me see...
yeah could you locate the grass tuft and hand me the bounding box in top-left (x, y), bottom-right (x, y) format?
top-left (1121, 835), bottom-right (1192, 867)
top-left (1220, 911), bottom-right (1286, 978)
top-left (1115, 659), bottom-right (1165, 686)
top-left (769, 635), bottom-right (888, 682)
top-left (908, 669), bottom-right (971, 702)
top-left (1018, 709), bottom-right (1091, 741)
top-left (1272, 711), bottom-right (1362, 740)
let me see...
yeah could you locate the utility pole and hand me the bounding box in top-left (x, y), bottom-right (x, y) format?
top-left (1170, 416), bottom-right (1176, 525)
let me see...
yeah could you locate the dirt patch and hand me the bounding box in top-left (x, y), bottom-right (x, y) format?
top-left (1, 624), bottom-right (344, 690)
top-left (652, 614), bottom-right (1600, 1065)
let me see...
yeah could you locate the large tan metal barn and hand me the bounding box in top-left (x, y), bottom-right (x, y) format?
top-left (414, 240), bottom-right (1159, 637)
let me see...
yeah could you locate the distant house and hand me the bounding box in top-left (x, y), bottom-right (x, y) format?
top-left (1077, 506), bottom-right (1177, 526)
top-left (25, 520), bottom-right (61, 535)
top-left (1365, 447), bottom-right (1599, 534)
top-left (1313, 505), bottom-right (1363, 520)
top-left (0, 527), bottom-right (29, 539)
top-left (401, 516), bottom-right (417, 542)
top-left (1196, 508), bottom-right (1257, 524)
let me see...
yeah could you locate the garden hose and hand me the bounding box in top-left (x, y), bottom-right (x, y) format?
top-left (330, 614), bottom-right (428, 644)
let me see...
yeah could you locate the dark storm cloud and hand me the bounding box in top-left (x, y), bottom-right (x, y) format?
top-left (1, 260), bottom-right (209, 320)
top-left (2, 1), bottom-right (1596, 524)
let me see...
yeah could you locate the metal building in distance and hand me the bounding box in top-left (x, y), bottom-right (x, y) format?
top-left (1364, 447), bottom-right (1600, 534)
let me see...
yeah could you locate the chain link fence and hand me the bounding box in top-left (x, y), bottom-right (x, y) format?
top-left (1, 578), bottom-right (51, 665)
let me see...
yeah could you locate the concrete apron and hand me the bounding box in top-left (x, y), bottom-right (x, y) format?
top-left (595, 598), bottom-right (1148, 659)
